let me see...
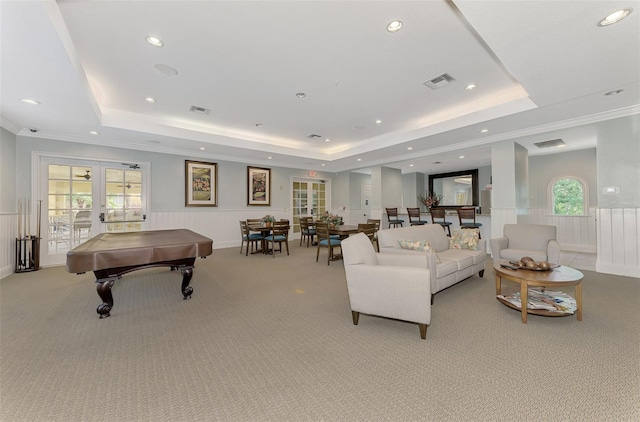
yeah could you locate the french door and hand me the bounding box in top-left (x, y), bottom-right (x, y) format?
top-left (39, 156), bottom-right (148, 266)
top-left (291, 179), bottom-right (329, 234)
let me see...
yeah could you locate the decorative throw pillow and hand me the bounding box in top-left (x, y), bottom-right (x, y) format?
top-left (397, 239), bottom-right (434, 252)
top-left (449, 229), bottom-right (480, 250)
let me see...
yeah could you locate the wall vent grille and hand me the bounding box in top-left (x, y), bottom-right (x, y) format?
top-left (423, 73), bottom-right (456, 90)
top-left (534, 139), bottom-right (565, 148)
top-left (307, 134), bottom-right (323, 139)
top-left (189, 105), bottom-right (210, 115)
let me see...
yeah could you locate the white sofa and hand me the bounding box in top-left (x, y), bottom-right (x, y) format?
top-left (341, 233), bottom-right (432, 339)
top-left (490, 224), bottom-right (561, 264)
top-left (377, 224), bottom-right (487, 303)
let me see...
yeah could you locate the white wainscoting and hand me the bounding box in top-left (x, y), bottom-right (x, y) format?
top-left (1, 213), bottom-right (17, 278)
top-left (596, 208), bottom-right (640, 278)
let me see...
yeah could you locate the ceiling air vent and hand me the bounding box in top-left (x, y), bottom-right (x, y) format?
top-left (534, 139), bottom-right (565, 148)
top-left (189, 105), bottom-right (210, 115)
top-left (307, 134), bottom-right (323, 139)
top-left (423, 73), bottom-right (456, 90)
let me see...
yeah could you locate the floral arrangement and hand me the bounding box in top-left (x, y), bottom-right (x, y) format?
top-left (417, 192), bottom-right (443, 209)
top-left (262, 214), bottom-right (275, 223)
top-left (319, 211), bottom-right (342, 228)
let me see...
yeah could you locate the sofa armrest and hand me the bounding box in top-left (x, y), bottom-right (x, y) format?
top-left (376, 251), bottom-right (438, 295)
top-left (345, 265), bottom-right (431, 324)
top-left (490, 236), bottom-right (508, 259)
top-left (547, 239), bottom-right (561, 264)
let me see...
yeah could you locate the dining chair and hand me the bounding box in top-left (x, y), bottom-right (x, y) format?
top-left (357, 223), bottom-right (377, 247)
top-left (315, 221), bottom-right (342, 265)
top-left (239, 220), bottom-right (264, 256)
top-left (385, 207), bottom-right (404, 228)
top-left (263, 220), bottom-right (290, 257)
top-left (407, 207), bottom-right (428, 226)
top-left (457, 207), bottom-right (482, 238)
top-left (367, 219), bottom-right (381, 252)
top-left (299, 217), bottom-right (316, 247)
top-left (429, 207), bottom-right (452, 236)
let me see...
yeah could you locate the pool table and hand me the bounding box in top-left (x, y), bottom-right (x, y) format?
top-left (67, 229), bottom-right (213, 318)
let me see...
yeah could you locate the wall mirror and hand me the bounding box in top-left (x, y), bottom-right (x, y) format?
top-left (428, 169), bottom-right (478, 207)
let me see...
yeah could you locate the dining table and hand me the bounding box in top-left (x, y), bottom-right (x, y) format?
top-left (329, 224), bottom-right (359, 238)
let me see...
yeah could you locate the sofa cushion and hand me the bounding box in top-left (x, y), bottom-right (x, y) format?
top-left (438, 249), bottom-right (474, 270)
top-left (449, 229), bottom-right (480, 250)
top-left (435, 259), bottom-right (459, 278)
top-left (378, 225), bottom-right (450, 252)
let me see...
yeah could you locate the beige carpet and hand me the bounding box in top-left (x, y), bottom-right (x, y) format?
top-left (1, 242), bottom-right (639, 421)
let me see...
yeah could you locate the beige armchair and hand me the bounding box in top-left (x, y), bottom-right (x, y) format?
top-left (491, 224), bottom-right (561, 264)
top-left (341, 233), bottom-right (432, 339)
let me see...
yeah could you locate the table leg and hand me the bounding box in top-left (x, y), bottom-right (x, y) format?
top-left (95, 277), bottom-right (117, 319)
top-left (495, 275), bottom-right (502, 295)
top-left (575, 282), bottom-right (583, 321)
top-left (520, 282), bottom-right (528, 324)
top-left (178, 265), bottom-right (194, 299)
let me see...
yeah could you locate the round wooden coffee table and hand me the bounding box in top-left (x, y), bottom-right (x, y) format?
top-left (494, 261), bottom-right (583, 323)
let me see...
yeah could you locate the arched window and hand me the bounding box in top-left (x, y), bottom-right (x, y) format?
top-left (549, 176), bottom-right (588, 216)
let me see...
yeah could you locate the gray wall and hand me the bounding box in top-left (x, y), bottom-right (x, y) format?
top-left (529, 148), bottom-right (597, 208)
top-left (597, 115), bottom-right (640, 208)
top-left (348, 172), bottom-right (371, 209)
top-left (0, 127), bottom-right (17, 212)
top-left (13, 136), bottom-right (336, 212)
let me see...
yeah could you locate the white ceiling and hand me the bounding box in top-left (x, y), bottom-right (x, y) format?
top-left (1, 0), bottom-right (639, 175)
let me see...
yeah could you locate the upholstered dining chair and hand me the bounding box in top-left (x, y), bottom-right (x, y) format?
top-left (407, 207), bottom-right (428, 226)
top-left (299, 217), bottom-right (316, 247)
top-left (430, 207), bottom-right (451, 236)
top-left (239, 220), bottom-right (264, 256)
top-left (457, 207), bottom-right (482, 238)
top-left (341, 233), bottom-right (432, 339)
top-left (263, 220), bottom-right (290, 257)
top-left (385, 207), bottom-right (404, 228)
top-left (315, 221), bottom-right (342, 265)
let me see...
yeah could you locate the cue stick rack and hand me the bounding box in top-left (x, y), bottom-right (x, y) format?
top-left (15, 198), bottom-right (41, 273)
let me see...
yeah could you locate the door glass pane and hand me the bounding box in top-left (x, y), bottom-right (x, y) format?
top-left (47, 164), bottom-right (93, 254)
top-left (104, 168), bottom-right (144, 232)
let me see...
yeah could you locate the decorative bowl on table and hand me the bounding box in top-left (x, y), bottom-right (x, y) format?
top-left (509, 257), bottom-right (558, 271)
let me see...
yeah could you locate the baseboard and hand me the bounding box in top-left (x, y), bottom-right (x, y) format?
top-left (1, 264), bottom-right (14, 280)
top-left (596, 262), bottom-right (640, 278)
top-left (560, 243), bottom-right (597, 254)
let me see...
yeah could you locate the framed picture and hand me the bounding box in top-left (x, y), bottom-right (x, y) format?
top-left (185, 160), bottom-right (217, 207)
top-left (247, 166), bottom-right (271, 206)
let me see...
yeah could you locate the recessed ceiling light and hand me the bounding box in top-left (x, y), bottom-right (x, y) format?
top-left (604, 89), bottom-right (624, 96)
top-left (459, 155), bottom-right (465, 159)
top-left (21, 98), bottom-right (40, 105)
top-left (146, 36), bottom-right (164, 47)
top-left (268, 156), bottom-right (272, 160)
top-left (465, 84), bottom-right (477, 90)
top-left (199, 147), bottom-right (205, 150)
top-left (321, 163), bottom-right (325, 166)
top-left (387, 20), bottom-right (403, 32)
top-left (357, 158), bottom-right (362, 162)
top-left (409, 164), bottom-right (414, 167)
top-left (325, 138), bottom-right (331, 142)
top-left (296, 92), bottom-right (306, 98)
top-left (480, 128), bottom-right (489, 133)
top-left (144, 97), bottom-right (156, 103)
top-left (407, 147), bottom-right (413, 150)
top-left (598, 9), bottom-right (632, 26)
top-left (89, 131), bottom-right (99, 135)
top-left (375, 119), bottom-right (382, 124)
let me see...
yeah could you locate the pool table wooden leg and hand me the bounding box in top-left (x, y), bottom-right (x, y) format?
top-left (95, 277), bottom-right (117, 319)
top-left (179, 265), bottom-right (194, 299)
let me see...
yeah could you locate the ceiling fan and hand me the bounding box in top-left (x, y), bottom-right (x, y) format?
top-left (75, 170), bottom-right (91, 180)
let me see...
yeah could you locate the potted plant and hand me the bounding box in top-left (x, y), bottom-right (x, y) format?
top-left (319, 211), bottom-right (342, 228)
top-left (417, 192), bottom-right (443, 211)
top-left (262, 214), bottom-right (275, 227)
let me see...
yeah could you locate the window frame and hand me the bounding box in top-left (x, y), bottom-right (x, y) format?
top-left (547, 175), bottom-right (589, 217)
